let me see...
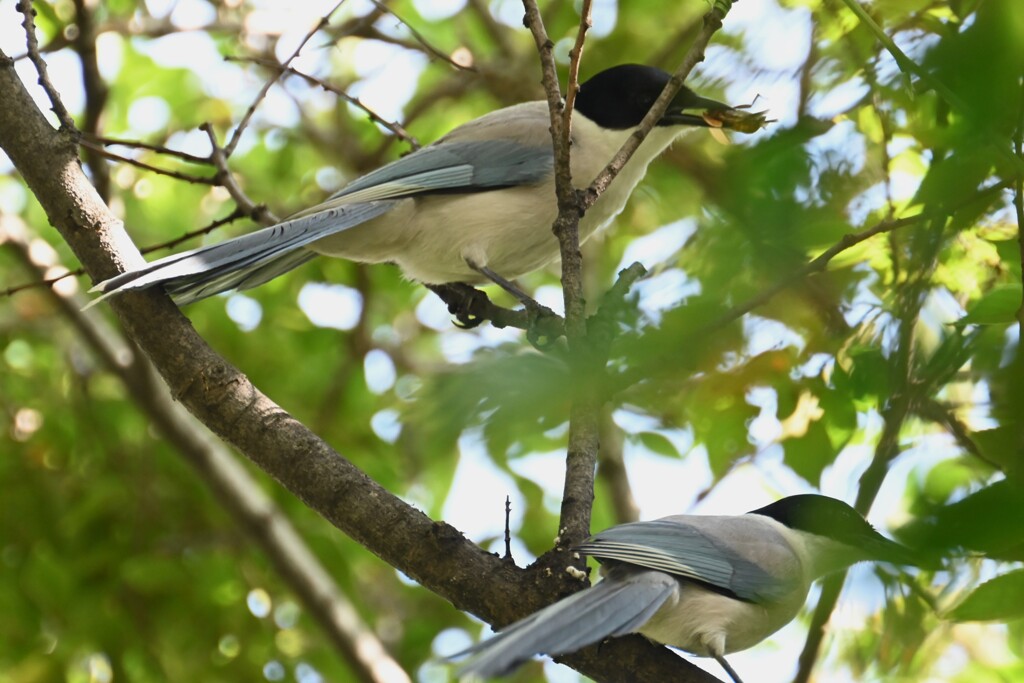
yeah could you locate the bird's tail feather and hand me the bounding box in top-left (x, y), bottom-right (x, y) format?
top-left (85, 200), bottom-right (396, 308)
top-left (453, 569), bottom-right (676, 679)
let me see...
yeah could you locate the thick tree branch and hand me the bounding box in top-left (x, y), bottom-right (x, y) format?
top-left (0, 45), bottom-right (716, 683)
top-left (3, 219), bottom-right (409, 683)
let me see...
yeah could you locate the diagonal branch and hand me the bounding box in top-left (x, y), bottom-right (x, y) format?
top-left (224, 1), bottom-right (347, 157)
top-left (225, 56), bottom-right (421, 149)
top-left (582, 1), bottom-right (733, 210)
top-left (3, 219), bottom-right (410, 683)
top-left (793, 204), bottom-right (947, 682)
top-left (0, 42), bottom-right (716, 683)
top-left (611, 179), bottom-right (1013, 395)
top-left (838, 0), bottom-right (1024, 176)
top-left (16, 0), bottom-right (76, 131)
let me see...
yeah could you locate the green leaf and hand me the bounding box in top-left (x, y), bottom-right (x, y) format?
top-left (950, 569), bottom-right (1024, 622)
top-left (957, 284), bottom-right (1022, 326)
top-left (973, 426), bottom-right (1024, 476)
top-left (782, 420), bottom-right (834, 486)
top-left (636, 431), bottom-right (681, 458)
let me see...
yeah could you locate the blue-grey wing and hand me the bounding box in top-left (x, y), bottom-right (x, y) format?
top-left (320, 140), bottom-right (553, 206)
top-left (575, 519), bottom-right (800, 604)
top-left (86, 136), bottom-right (552, 307)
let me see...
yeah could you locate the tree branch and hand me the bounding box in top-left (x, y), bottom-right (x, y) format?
top-left (17, 0), bottom-right (75, 131)
top-left (520, 0), bottom-right (601, 554)
top-left (0, 43), bottom-right (717, 683)
top-left (838, 0), bottom-right (1024, 176)
top-left (794, 207), bottom-right (945, 682)
top-left (71, 0), bottom-right (111, 200)
top-left (3, 218), bottom-right (409, 683)
top-left (225, 56), bottom-right (421, 150)
top-left (224, 1), bottom-right (346, 157)
top-left (581, 1), bottom-right (733, 211)
top-left (612, 180), bottom-right (1013, 395)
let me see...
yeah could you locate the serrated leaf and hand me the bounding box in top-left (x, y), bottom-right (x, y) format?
top-left (949, 569), bottom-right (1024, 622)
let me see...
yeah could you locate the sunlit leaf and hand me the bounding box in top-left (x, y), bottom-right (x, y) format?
top-left (956, 284), bottom-right (1022, 326)
top-left (949, 570), bottom-right (1024, 622)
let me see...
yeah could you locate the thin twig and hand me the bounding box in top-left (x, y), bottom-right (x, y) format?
top-left (2, 209), bottom-right (248, 299)
top-left (796, 195), bottom-right (950, 683)
top-left (367, 0), bottom-right (475, 71)
top-left (914, 397), bottom-right (996, 468)
top-left (520, 2), bottom-right (567, 171)
top-left (72, 0), bottom-right (111, 201)
top-left (224, 1), bottom-right (347, 157)
top-left (78, 138), bottom-right (218, 185)
top-left (201, 123), bottom-right (278, 225)
top-left (1014, 76), bottom-right (1024, 328)
top-left (226, 56), bottom-right (420, 149)
top-left (2, 266), bottom-right (80, 298)
top-left (698, 183), bottom-right (1010, 336)
top-left (582, 1), bottom-right (733, 211)
top-left (467, 0), bottom-right (515, 58)
top-left (561, 0), bottom-right (593, 152)
top-left (89, 134), bottom-right (213, 165)
top-left (616, 180), bottom-right (1013, 394)
top-left (141, 208), bottom-right (250, 253)
top-left (16, 0), bottom-right (76, 131)
top-left (503, 495), bottom-right (513, 561)
top-left (838, 0), bottom-right (1024, 176)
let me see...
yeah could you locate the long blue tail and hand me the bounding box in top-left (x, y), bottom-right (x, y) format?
top-left (452, 568), bottom-right (676, 679)
top-left (86, 200), bottom-right (395, 307)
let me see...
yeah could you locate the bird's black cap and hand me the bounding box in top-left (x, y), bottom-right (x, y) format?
top-left (749, 494), bottom-right (918, 565)
top-left (575, 64), bottom-right (729, 130)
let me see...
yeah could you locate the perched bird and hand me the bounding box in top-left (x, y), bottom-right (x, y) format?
top-left (452, 494), bottom-right (918, 683)
top-left (86, 64), bottom-right (753, 309)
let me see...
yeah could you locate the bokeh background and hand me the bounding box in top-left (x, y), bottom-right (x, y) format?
top-left (2, 0), bottom-right (1023, 681)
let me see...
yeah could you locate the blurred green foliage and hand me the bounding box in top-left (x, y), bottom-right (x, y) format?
top-left (2, 0), bottom-right (1023, 681)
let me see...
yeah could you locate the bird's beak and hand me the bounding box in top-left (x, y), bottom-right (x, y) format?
top-left (661, 89), bottom-right (732, 127)
top-left (863, 532), bottom-right (922, 567)
top-left (662, 88), bottom-right (772, 134)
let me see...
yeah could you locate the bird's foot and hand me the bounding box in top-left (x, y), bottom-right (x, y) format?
top-left (462, 261), bottom-right (565, 347)
top-left (426, 283), bottom-right (491, 328)
top-left (426, 279), bottom-right (565, 348)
